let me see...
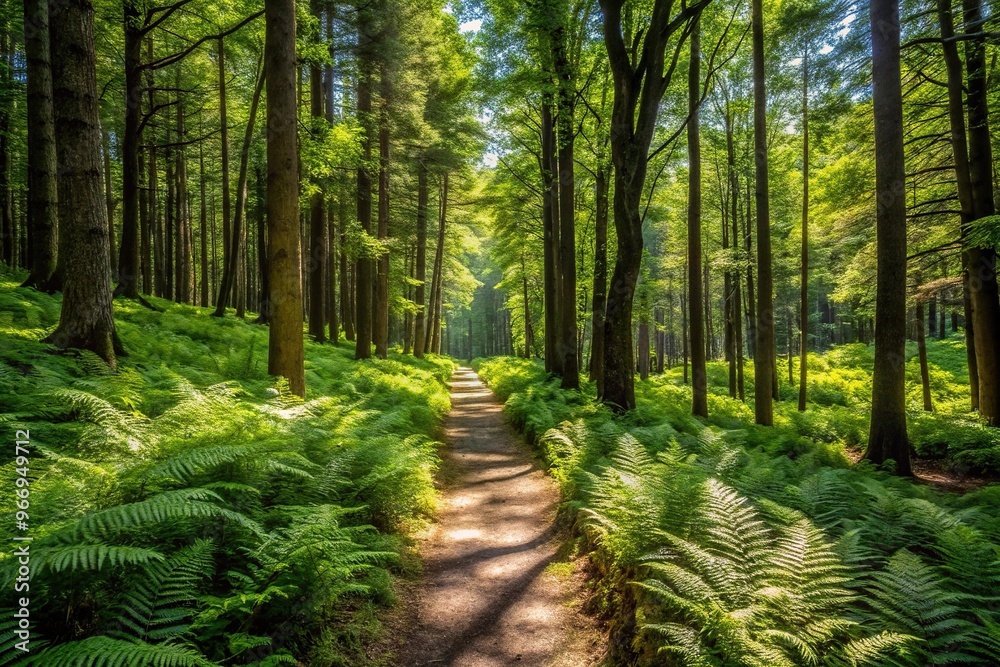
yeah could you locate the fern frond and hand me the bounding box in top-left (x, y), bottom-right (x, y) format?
top-left (24, 636), bottom-right (218, 667)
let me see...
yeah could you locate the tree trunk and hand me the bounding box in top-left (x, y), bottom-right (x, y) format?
top-left (309, 21), bottom-right (327, 342)
top-left (523, 253), bottom-right (534, 358)
top-left (354, 14), bottom-right (374, 360)
top-left (917, 297), bottom-right (933, 412)
top-left (688, 17), bottom-right (707, 417)
top-left (591, 162), bottom-right (609, 390)
top-left (865, 0), bottom-right (911, 474)
top-left (374, 61), bottom-right (391, 357)
top-left (214, 65), bottom-right (264, 316)
top-left (962, 0), bottom-right (1000, 426)
top-left (553, 29), bottom-right (578, 389)
top-left (338, 193), bottom-right (354, 341)
top-left (413, 161), bottom-right (429, 358)
top-left (174, 96), bottom-right (189, 304)
top-left (638, 317), bottom-right (650, 380)
top-left (751, 0), bottom-right (775, 425)
top-left (199, 132), bottom-right (209, 306)
top-left (541, 97), bottom-right (561, 374)
top-left (144, 36), bottom-right (156, 295)
top-left (426, 172), bottom-right (448, 354)
top-left (114, 0), bottom-right (142, 297)
top-left (22, 0), bottom-right (59, 290)
top-left (0, 26), bottom-right (10, 268)
top-left (798, 49), bottom-right (809, 412)
top-left (218, 38), bottom-right (233, 290)
top-left (265, 0), bottom-right (305, 397)
top-left (937, 0), bottom-right (980, 410)
top-left (254, 166), bottom-right (269, 324)
top-left (45, 0), bottom-right (123, 366)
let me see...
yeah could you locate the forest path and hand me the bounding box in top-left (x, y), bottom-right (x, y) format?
top-left (388, 367), bottom-right (603, 667)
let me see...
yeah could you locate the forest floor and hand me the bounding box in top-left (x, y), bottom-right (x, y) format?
top-left (377, 367), bottom-right (605, 667)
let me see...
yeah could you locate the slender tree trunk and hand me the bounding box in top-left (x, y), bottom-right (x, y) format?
top-left (374, 61), bottom-right (390, 357)
top-left (726, 112), bottom-right (745, 401)
top-left (113, 0), bottom-right (142, 296)
top-left (917, 297), bottom-right (933, 412)
top-left (962, 0), bottom-right (1000, 426)
top-left (340, 191), bottom-right (354, 340)
top-left (354, 15), bottom-right (374, 360)
top-left (937, 0), bottom-right (980, 411)
top-left (175, 96), bottom-right (189, 304)
top-left (522, 253), bottom-right (534, 358)
top-left (426, 172), bottom-right (448, 354)
top-left (22, 0), bottom-right (59, 290)
top-left (0, 26), bottom-right (10, 268)
top-left (752, 0), bottom-right (775, 424)
top-left (638, 317), bottom-right (650, 380)
top-left (218, 38), bottom-right (233, 294)
top-left (413, 161), bottom-right (429, 358)
top-left (264, 0), bottom-right (305, 396)
top-left (865, 0), bottom-right (911, 474)
top-left (309, 19), bottom-right (327, 342)
top-left (682, 263), bottom-right (689, 385)
top-left (102, 130), bottom-right (117, 279)
top-left (214, 66), bottom-right (264, 315)
top-left (254, 166), bottom-right (269, 323)
top-left (591, 162), bottom-right (609, 390)
top-left (199, 132), bottom-right (209, 306)
top-left (45, 0), bottom-right (123, 365)
top-left (798, 50), bottom-right (809, 412)
top-left (688, 17), bottom-right (707, 417)
top-left (541, 98), bottom-right (561, 374)
top-left (553, 29), bottom-right (579, 388)
top-left (164, 116), bottom-right (174, 300)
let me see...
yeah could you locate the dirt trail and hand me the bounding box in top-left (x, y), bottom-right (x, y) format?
top-left (391, 367), bottom-right (602, 667)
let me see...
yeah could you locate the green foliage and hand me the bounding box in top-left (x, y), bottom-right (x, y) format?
top-left (0, 280), bottom-right (453, 666)
top-left (477, 354), bottom-right (1000, 667)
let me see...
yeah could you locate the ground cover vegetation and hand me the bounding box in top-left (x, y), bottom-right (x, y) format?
top-left (0, 274), bottom-right (453, 666)
top-left (475, 354), bottom-right (1000, 666)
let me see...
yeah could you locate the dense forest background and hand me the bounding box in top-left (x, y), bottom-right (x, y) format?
top-left (2, 0), bottom-right (1000, 663)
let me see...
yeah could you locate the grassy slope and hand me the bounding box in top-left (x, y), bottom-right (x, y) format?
top-left (474, 346), bottom-right (1000, 666)
top-left (0, 273), bottom-right (453, 667)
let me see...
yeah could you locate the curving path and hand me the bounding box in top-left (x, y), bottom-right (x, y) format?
top-left (391, 367), bottom-right (602, 667)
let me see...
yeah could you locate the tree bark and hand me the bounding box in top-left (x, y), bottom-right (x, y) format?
top-left (354, 12), bottom-right (374, 360)
top-left (798, 49), bottom-right (809, 412)
top-left (374, 60), bottom-right (391, 357)
top-left (45, 0), bottom-right (123, 366)
top-left (688, 16), bottom-right (707, 417)
top-left (214, 65), bottom-right (264, 316)
top-left (752, 0), bottom-right (775, 425)
top-left (937, 0), bottom-right (980, 410)
top-left (917, 297), bottom-right (933, 412)
top-left (265, 0), bottom-right (305, 397)
top-left (962, 0), bottom-right (1000, 426)
top-left (553, 26), bottom-right (579, 389)
top-left (413, 161), bottom-right (429, 358)
top-left (309, 18), bottom-right (327, 342)
top-left (21, 0), bottom-right (59, 290)
top-left (541, 97), bottom-right (561, 374)
top-left (428, 173), bottom-right (448, 354)
top-left (865, 0), bottom-right (911, 474)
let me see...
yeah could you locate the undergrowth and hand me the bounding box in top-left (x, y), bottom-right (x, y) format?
top-left (474, 353), bottom-right (1000, 667)
top-left (0, 275), bottom-right (453, 667)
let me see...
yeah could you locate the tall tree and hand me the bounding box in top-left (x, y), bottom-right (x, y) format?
top-left (309, 2), bottom-right (327, 343)
top-left (798, 49), bottom-right (809, 412)
top-left (21, 0), bottom-right (59, 290)
top-left (598, 0), bottom-right (708, 411)
top-left (355, 6), bottom-right (375, 360)
top-left (865, 0), bottom-right (911, 475)
top-left (688, 15), bottom-right (707, 418)
top-left (265, 0), bottom-right (305, 397)
top-left (752, 0), bottom-right (776, 425)
top-left (44, 0), bottom-right (123, 366)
